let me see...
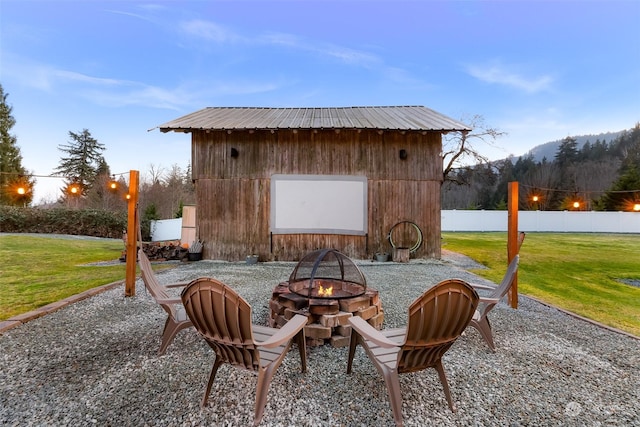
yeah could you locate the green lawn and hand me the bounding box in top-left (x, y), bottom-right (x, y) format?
top-left (0, 235), bottom-right (127, 320)
top-left (442, 232), bottom-right (640, 337)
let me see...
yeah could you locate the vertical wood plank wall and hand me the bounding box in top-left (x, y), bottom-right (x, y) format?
top-left (193, 129), bottom-right (443, 261)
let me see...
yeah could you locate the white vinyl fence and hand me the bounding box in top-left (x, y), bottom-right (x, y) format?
top-left (151, 210), bottom-right (640, 241)
top-left (441, 210), bottom-right (640, 233)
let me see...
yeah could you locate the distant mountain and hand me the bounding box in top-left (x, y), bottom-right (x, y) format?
top-left (523, 130), bottom-right (627, 162)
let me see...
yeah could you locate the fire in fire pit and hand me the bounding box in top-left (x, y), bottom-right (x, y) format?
top-left (288, 248), bottom-right (367, 299)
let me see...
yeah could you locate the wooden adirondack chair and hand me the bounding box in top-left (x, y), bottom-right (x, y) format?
top-left (346, 279), bottom-right (479, 426)
top-left (468, 254), bottom-right (520, 351)
top-left (137, 248), bottom-right (192, 355)
top-left (181, 277), bottom-right (307, 427)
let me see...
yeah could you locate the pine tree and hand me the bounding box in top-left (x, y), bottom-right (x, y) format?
top-left (54, 129), bottom-right (105, 199)
top-left (597, 124), bottom-right (640, 211)
top-left (0, 84), bottom-right (35, 206)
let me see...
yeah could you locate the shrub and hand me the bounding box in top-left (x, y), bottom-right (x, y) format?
top-left (0, 206), bottom-right (129, 238)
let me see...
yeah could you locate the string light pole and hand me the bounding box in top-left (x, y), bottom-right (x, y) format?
top-left (124, 170), bottom-right (139, 297)
top-left (507, 182), bottom-right (520, 309)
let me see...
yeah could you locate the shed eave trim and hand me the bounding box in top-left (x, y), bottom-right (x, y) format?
top-left (157, 126), bottom-right (471, 133)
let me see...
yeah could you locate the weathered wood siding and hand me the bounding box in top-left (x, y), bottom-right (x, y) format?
top-left (192, 129), bottom-right (442, 261)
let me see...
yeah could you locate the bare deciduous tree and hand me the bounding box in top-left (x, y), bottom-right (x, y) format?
top-left (442, 115), bottom-right (507, 184)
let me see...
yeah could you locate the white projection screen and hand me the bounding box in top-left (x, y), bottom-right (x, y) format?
top-left (270, 174), bottom-right (367, 235)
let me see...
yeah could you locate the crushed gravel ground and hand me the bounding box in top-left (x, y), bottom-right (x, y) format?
top-left (1, 253), bottom-right (638, 426)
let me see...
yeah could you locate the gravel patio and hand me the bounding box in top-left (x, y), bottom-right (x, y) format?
top-left (1, 252), bottom-right (638, 426)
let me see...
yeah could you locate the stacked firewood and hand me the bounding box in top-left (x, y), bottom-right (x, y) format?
top-left (120, 241), bottom-right (189, 262)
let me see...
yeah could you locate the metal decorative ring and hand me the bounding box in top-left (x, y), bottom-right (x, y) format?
top-left (388, 221), bottom-right (423, 253)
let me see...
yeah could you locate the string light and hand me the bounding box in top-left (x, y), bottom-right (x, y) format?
top-left (521, 183), bottom-right (640, 212)
top-left (108, 175), bottom-right (118, 191)
top-left (1, 170), bottom-right (132, 203)
top-left (520, 183), bottom-right (640, 196)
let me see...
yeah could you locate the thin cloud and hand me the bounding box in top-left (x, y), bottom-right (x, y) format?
top-left (179, 19), bottom-right (240, 43)
top-left (179, 21), bottom-right (380, 68)
top-left (5, 54), bottom-right (280, 110)
top-left (81, 85), bottom-right (196, 110)
top-left (71, 75), bottom-right (281, 110)
top-left (259, 31), bottom-right (381, 67)
top-left (54, 70), bottom-right (125, 86)
top-left (466, 62), bottom-right (553, 93)
top-left (104, 9), bottom-right (158, 24)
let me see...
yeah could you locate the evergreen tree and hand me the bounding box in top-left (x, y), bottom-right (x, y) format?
top-left (0, 84), bottom-right (35, 206)
top-left (555, 136), bottom-right (579, 168)
top-left (83, 157), bottom-right (125, 211)
top-left (597, 124), bottom-right (640, 210)
top-left (552, 136), bottom-right (580, 208)
top-left (54, 129), bottom-right (105, 199)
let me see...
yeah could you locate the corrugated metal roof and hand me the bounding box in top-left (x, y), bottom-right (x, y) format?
top-left (154, 106), bottom-right (471, 133)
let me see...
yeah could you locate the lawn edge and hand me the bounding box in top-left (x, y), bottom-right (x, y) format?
top-left (0, 279), bottom-right (126, 334)
top-left (522, 294), bottom-right (640, 340)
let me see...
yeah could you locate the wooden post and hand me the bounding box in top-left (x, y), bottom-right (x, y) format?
top-left (507, 181), bottom-right (519, 308)
top-left (125, 170), bottom-right (139, 297)
top-left (392, 247), bottom-right (410, 263)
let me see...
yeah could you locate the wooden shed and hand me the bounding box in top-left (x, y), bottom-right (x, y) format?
top-left (157, 106), bottom-right (470, 261)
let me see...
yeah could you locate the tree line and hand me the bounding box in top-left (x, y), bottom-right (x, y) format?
top-left (442, 123), bottom-right (640, 211)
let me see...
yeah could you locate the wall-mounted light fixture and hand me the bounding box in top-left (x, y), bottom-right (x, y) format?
top-left (230, 147), bottom-right (239, 158)
top-left (399, 149), bottom-right (408, 160)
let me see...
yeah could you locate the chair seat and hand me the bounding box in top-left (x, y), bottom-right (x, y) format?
top-left (175, 305), bottom-right (189, 322)
top-left (253, 325), bottom-right (291, 367)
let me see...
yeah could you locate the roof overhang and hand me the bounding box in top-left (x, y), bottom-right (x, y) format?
top-left (152, 106), bottom-right (472, 134)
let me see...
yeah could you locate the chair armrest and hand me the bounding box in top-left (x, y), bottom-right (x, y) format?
top-left (470, 283), bottom-right (496, 290)
top-left (164, 282), bottom-right (190, 288)
top-left (155, 296), bottom-right (183, 305)
top-left (479, 296), bottom-right (500, 304)
top-left (256, 314), bottom-right (307, 349)
top-left (349, 316), bottom-right (399, 349)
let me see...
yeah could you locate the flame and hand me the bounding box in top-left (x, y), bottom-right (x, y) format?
top-left (318, 284), bottom-right (333, 297)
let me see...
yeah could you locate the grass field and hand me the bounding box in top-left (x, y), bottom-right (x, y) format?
top-left (2, 233), bottom-right (639, 337)
top-left (0, 235), bottom-right (127, 320)
top-left (442, 232), bottom-right (640, 337)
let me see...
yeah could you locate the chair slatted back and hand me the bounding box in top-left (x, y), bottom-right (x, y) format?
top-left (138, 248), bottom-right (175, 318)
top-left (181, 278), bottom-right (259, 371)
top-left (477, 255), bottom-right (519, 319)
top-left (398, 279), bottom-right (478, 373)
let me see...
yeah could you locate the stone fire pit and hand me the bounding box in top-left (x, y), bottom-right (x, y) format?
top-left (269, 249), bottom-right (384, 347)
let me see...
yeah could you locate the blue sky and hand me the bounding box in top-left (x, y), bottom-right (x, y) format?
top-left (1, 0), bottom-right (639, 203)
